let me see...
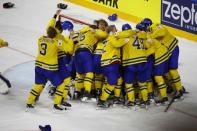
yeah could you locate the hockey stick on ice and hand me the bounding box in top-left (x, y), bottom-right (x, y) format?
top-left (0, 73), bottom-right (11, 88)
top-left (165, 86), bottom-right (188, 112)
top-left (164, 96), bottom-right (175, 112)
top-left (60, 14), bottom-right (92, 26)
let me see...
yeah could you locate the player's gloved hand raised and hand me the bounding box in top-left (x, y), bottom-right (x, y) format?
top-left (57, 3), bottom-right (68, 9)
top-left (56, 9), bottom-right (61, 16)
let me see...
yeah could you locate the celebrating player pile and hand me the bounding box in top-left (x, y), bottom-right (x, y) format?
top-left (26, 10), bottom-right (185, 111)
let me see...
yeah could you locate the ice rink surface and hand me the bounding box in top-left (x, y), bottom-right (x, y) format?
top-left (0, 0), bottom-right (197, 131)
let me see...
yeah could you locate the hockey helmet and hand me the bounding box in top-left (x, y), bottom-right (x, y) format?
top-left (122, 23), bottom-right (132, 31)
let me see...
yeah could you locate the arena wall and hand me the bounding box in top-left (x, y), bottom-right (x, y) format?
top-left (65, 0), bottom-right (197, 42)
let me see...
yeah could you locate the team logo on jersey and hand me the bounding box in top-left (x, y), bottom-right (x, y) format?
top-left (58, 40), bottom-right (62, 46)
top-left (161, 0), bottom-right (197, 34)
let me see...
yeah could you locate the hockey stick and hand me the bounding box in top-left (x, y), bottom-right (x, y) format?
top-left (165, 86), bottom-right (189, 112)
top-left (182, 86), bottom-right (189, 94)
top-left (0, 73), bottom-right (11, 88)
top-left (60, 14), bottom-right (92, 26)
top-left (164, 96), bottom-right (175, 112)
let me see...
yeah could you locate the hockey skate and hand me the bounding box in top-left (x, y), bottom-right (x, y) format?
top-left (124, 101), bottom-right (136, 110)
top-left (134, 99), bottom-right (141, 106)
top-left (72, 91), bottom-right (82, 100)
top-left (53, 104), bottom-right (67, 111)
top-left (61, 100), bottom-right (72, 107)
top-left (140, 101), bottom-right (149, 110)
top-left (97, 99), bottom-right (111, 109)
top-left (81, 91), bottom-right (91, 102)
top-left (155, 97), bottom-right (169, 106)
top-left (113, 97), bottom-right (124, 105)
top-left (89, 89), bottom-right (97, 102)
top-left (148, 93), bottom-right (155, 103)
top-left (174, 90), bottom-right (184, 102)
top-left (25, 104), bottom-right (35, 112)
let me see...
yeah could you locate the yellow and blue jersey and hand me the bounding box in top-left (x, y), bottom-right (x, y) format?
top-left (35, 34), bottom-right (73, 70)
top-left (150, 24), bottom-right (178, 54)
top-left (47, 17), bottom-right (74, 58)
top-left (101, 34), bottom-right (128, 66)
top-left (74, 26), bottom-right (108, 53)
top-left (36, 36), bottom-right (60, 71)
top-left (55, 34), bottom-right (74, 59)
top-left (145, 38), bottom-right (170, 66)
top-left (94, 41), bottom-right (105, 55)
top-left (117, 30), bottom-right (147, 66)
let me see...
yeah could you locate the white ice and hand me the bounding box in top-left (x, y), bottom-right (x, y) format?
top-left (0, 0), bottom-right (197, 131)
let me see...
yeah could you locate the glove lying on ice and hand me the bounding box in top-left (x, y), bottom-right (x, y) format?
top-left (39, 125), bottom-right (51, 131)
top-left (3, 2), bottom-right (15, 9)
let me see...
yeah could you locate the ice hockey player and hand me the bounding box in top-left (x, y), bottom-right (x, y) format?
top-left (97, 25), bottom-right (128, 108)
top-left (73, 22), bottom-right (108, 102)
top-left (143, 30), bottom-right (170, 105)
top-left (26, 10), bottom-right (74, 111)
top-left (47, 10), bottom-right (74, 107)
top-left (141, 18), bottom-right (184, 98)
top-left (136, 23), bottom-right (155, 102)
top-left (93, 19), bottom-right (108, 99)
top-left (149, 23), bottom-right (184, 100)
top-left (93, 21), bottom-right (124, 105)
top-left (117, 24), bottom-right (148, 108)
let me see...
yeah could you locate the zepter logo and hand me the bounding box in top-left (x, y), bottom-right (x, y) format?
top-left (161, 0), bottom-right (197, 34)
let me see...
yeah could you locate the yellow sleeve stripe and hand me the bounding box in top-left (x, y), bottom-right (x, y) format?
top-left (168, 38), bottom-right (178, 53)
top-left (94, 49), bottom-right (103, 54)
top-left (94, 78), bottom-right (103, 81)
top-left (122, 61), bottom-right (147, 67)
top-left (58, 50), bottom-right (66, 58)
top-left (58, 51), bottom-right (66, 55)
top-left (101, 58), bottom-right (120, 66)
top-left (122, 57), bottom-right (147, 63)
top-left (75, 44), bottom-right (93, 53)
top-left (58, 54), bottom-right (66, 58)
top-left (101, 57), bottom-right (120, 62)
top-left (95, 49), bottom-right (103, 51)
top-left (154, 52), bottom-right (170, 65)
top-left (35, 64), bottom-right (58, 70)
top-left (36, 61), bottom-right (58, 67)
top-left (35, 61), bottom-right (58, 70)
